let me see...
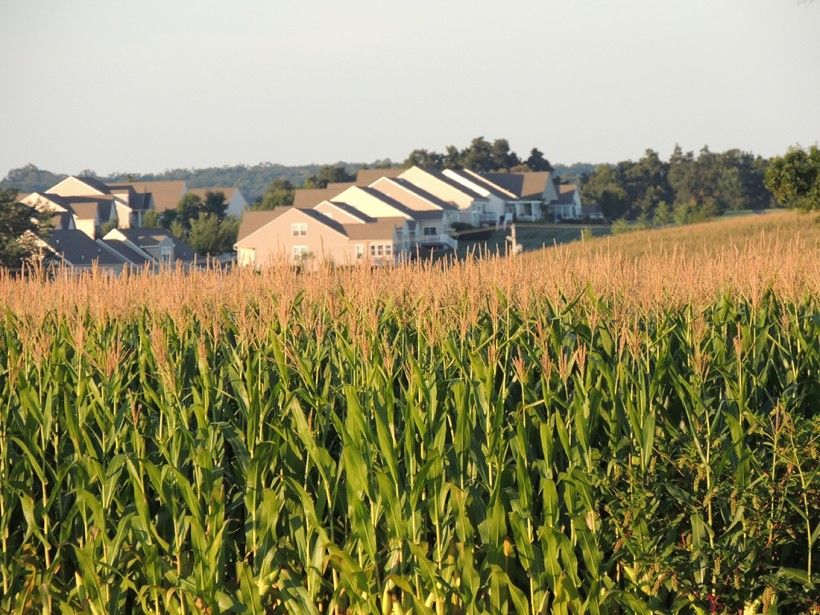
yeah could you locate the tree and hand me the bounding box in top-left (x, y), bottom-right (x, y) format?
top-left (0, 189), bottom-right (52, 268)
top-left (582, 165), bottom-right (628, 220)
top-left (525, 148), bottom-right (553, 172)
top-left (404, 149), bottom-right (443, 170)
top-left (654, 200), bottom-right (673, 225)
top-left (490, 138), bottom-right (520, 171)
top-left (303, 165), bottom-right (355, 189)
top-left (460, 137), bottom-right (495, 172)
top-left (257, 179), bottom-right (294, 210)
top-left (765, 145), bottom-right (820, 211)
top-left (187, 213), bottom-right (239, 256)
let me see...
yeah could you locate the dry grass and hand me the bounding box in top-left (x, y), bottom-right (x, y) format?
top-left (1, 210), bottom-right (817, 327)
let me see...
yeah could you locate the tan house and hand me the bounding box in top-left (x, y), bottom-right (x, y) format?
top-left (235, 207), bottom-right (404, 270)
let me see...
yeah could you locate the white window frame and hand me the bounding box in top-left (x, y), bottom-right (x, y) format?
top-left (292, 245), bottom-right (309, 261)
top-left (355, 244), bottom-right (364, 259)
top-left (291, 223), bottom-right (307, 237)
top-left (423, 226), bottom-right (437, 237)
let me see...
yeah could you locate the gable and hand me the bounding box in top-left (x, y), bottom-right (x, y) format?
top-left (47, 176), bottom-right (109, 197)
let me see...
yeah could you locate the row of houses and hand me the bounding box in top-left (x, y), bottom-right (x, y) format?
top-left (235, 166), bottom-right (600, 270)
top-left (16, 175), bottom-right (249, 270)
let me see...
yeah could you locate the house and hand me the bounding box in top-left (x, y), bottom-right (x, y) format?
top-left (187, 186), bottom-right (249, 217)
top-left (103, 228), bottom-right (197, 266)
top-left (22, 177), bottom-right (150, 234)
top-left (234, 206), bottom-right (405, 270)
top-left (551, 184), bottom-right (583, 220)
top-left (20, 190), bottom-right (116, 239)
top-left (39, 229), bottom-right (127, 273)
top-left (465, 170), bottom-right (557, 222)
top-left (441, 169), bottom-right (512, 223)
top-left (367, 177), bottom-right (459, 247)
top-left (397, 167), bottom-right (490, 226)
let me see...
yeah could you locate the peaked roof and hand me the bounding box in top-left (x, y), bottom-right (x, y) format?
top-left (43, 230), bottom-right (125, 266)
top-left (357, 186), bottom-right (442, 220)
top-left (448, 169), bottom-right (515, 199)
top-left (99, 239), bottom-right (152, 265)
top-left (412, 168), bottom-right (485, 200)
top-left (554, 184), bottom-right (578, 204)
top-left (341, 217), bottom-right (405, 240)
top-left (299, 207), bottom-right (348, 236)
top-left (356, 167), bottom-right (404, 186)
top-left (293, 183), bottom-right (356, 209)
top-left (123, 180), bottom-right (187, 212)
top-left (114, 228), bottom-right (196, 261)
top-left (482, 171), bottom-right (552, 200)
top-left (73, 176), bottom-right (111, 194)
top-left (373, 177), bottom-right (457, 210)
top-left (326, 201), bottom-right (377, 223)
top-left (238, 209), bottom-right (287, 242)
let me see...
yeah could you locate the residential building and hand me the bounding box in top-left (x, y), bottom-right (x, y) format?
top-left (103, 228), bottom-right (197, 266)
top-left (234, 206), bottom-right (405, 270)
top-left (552, 184), bottom-right (583, 219)
top-left (38, 229), bottom-right (128, 273)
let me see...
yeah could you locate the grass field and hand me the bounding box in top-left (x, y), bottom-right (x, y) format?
top-left (0, 211), bottom-right (818, 613)
top-left (455, 224), bottom-right (611, 258)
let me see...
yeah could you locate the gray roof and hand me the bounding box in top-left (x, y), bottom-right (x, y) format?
top-left (44, 230), bottom-right (125, 266)
top-left (115, 228), bottom-right (196, 261)
top-left (99, 239), bottom-right (151, 265)
top-left (327, 201), bottom-right (377, 223)
top-left (300, 208), bottom-right (347, 236)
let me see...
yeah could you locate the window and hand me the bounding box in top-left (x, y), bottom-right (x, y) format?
top-left (423, 226), bottom-right (436, 236)
top-left (160, 246), bottom-right (173, 264)
top-left (369, 245), bottom-right (376, 256)
top-left (376, 244), bottom-right (384, 256)
top-left (384, 244), bottom-right (392, 256)
top-left (238, 248), bottom-right (256, 266)
top-left (292, 245), bottom-right (309, 261)
top-left (355, 244), bottom-right (364, 259)
top-left (291, 223), bottom-right (307, 236)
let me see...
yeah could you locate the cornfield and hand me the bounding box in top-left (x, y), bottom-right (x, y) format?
top-left (0, 212), bottom-right (818, 613)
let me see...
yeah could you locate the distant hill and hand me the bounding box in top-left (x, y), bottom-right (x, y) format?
top-left (0, 162), bottom-right (368, 202)
top-left (552, 162), bottom-right (597, 184)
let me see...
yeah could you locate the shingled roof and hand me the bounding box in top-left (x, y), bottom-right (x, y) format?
top-left (43, 230), bottom-right (126, 267)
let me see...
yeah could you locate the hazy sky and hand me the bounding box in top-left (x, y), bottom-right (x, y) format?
top-left (1, 0), bottom-right (818, 176)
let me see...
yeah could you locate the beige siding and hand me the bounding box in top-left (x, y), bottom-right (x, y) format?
top-left (398, 167), bottom-right (475, 210)
top-left (332, 186), bottom-right (411, 219)
top-left (48, 177), bottom-right (106, 197)
top-left (368, 178), bottom-right (440, 212)
top-left (235, 208), bottom-right (355, 270)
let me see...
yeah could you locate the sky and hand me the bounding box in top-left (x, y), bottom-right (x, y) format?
top-left (1, 0), bottom-right (819, 177)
